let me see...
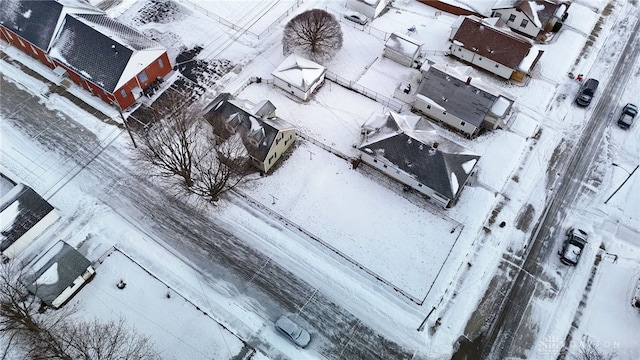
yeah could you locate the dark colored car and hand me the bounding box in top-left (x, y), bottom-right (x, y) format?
top-left (558, 228), bottom-right (588, 266)
top-left (575, 78), bottom-right (599, 107)
top-left (344, 11), bottom-right (368, 25)
top-left (617, 103), bottom-right (637, 129)
top-left (275, 316), bottom-right (311, 348)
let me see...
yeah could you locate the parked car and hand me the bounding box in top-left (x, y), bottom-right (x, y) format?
top-left (558, 228), bottom-right (588, 266)
top-left (275, 316), bottom-right (311, 348)
top-left (575, 78), bottom-right (599, 107)
top-left (344, 11), bottom-right (368, 25)
top-left (617, 103), bottom-right (637, 129)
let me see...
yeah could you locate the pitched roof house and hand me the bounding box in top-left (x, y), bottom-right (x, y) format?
top-left (491, 0), bottom-right (569, 41)
top-left (0, 0), bottom-right (171, 110)
top-left (272, 54), bottom-right (326, 101)
top-left (203, 93), bottom-right (297, 174)
top-left (358, 112), bottom-right (480, 208)
top-left (24, 240), bottom-right (95, 308)
top-left (346, 0), bottom-right (391, 19)
top-left (383, 32), bottom-right (424, 67)
top-left (413, 63), bottom-right (514, 137)
top-left (1, 182), bottom-right (60, 260)
top-left (448, 15), bottom-right (544, 81)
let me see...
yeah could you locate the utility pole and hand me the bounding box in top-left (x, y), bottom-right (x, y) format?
top-left (114, 102), bottom-right (137, 148)
top-left (604, 163), bottom-right (638, 204)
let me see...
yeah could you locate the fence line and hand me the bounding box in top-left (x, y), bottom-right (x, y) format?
top-left (256, 0), bottom-right (304, 39)
top-left (181, 0), bottom-right (258, 37)
top-left (232, 187), bottom-right (424, 305)
top-left (324, 6), bottom-right (391, 42)
top-left (325, 71), bottom-right (411, 113)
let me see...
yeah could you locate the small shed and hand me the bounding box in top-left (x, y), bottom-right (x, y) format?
top-left (383, 32), bottom-right (424, 67)
top-left (272, 54), bottom-right (326, 101)
top-left (25, 241), bottom-right (95, 308)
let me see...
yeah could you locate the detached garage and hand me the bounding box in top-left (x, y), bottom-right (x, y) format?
top-left (272, 54), bottom-right (326, 101)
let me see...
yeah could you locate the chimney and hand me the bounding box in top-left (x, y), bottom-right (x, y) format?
top-left (433, 142), bottom-right (439, 149)
top-left (466, 77), bottom-right (472, 85)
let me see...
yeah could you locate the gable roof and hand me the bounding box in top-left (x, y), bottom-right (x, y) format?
top-left (48, 13), bottom-right (166, 92)
top-left (359, 112), bottom-right (480, 200)
top-left (0, 0), bottom-right (101, 51)
top-left (493, 0), bottom-right (565, 29)
top-left (385, 32), bottom-right (423, 59)
top-left (451, 15), bottom-right (536, 69)
top-left (24, 240), bottom-right (92, 307)
top-left (203, 94), bottom-right (295, 163)
top-left (416, 64), bottom-right (513, 127)
top-left (271, 54), bottom-right (326, 91)
top-left (1, 183), bottom-right (55, 252)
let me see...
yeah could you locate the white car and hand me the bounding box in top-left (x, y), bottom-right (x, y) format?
top-left (275, 316), bottom-right (311, 348)
top-left (344, 11), bottom-right (368, 25)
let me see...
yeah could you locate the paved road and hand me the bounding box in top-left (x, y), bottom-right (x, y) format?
top-left (452, 11), bottom-right (640, 360)
top-left (0, 69), bottom-right (420, 360)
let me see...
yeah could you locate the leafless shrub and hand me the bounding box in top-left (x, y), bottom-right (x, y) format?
top-left (570, 340), bottom-right (617, 360)
top-left (283, 9), bottom-right (343, 62)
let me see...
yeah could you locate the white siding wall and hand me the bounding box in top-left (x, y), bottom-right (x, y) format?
top-left (493, 9), bottom-right (540, 38)
top-left (2, 210), bottom-right (60, 259)
top-left (413, 97), bottom-right (479, 136)
top-left (273, 77), bottom-right (307, 100)
top-left (450, 44), bottom-right (514, 79)
top-left (383, 48), bottom-right (413, 67)
top-left (346, 0), bottom-right (390, 18)
top-left (359, 151), bottom-right (450, 207)
top-left (52, 267), bottom-right (95, 308)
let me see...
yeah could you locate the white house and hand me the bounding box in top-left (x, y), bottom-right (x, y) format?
top-left (449, 15), bottom-right (544, 82)
top-left (383, 32), bottom-right (424, 67)
top-left (25, 240), bottom-right (95, 308)
top-left (346, 0), bottom-right (391, 19)
top-left (491, 0), bottom-right (569, 41)
top-left (413, 63), bottom-right (514, 137)
top-left (272, 54), bottom-right (326, 101)
top-left (358, 112), bottom-right (480, 208)
top-left (1, 182), bottom-right (60, 260)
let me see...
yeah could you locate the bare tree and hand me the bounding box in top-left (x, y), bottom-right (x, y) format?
top-left (0, 262), bottom-right (159, 360)
top-left (570, 340), bottom-right (617, 360)
top-left (283, 9), bottom-right (343, 62)
top-left (137, 92), bottom-right (200, 188)
top-left (191, 133), bottom-right (250, 203)
top-left (58, 318), bottom-right (159, 360)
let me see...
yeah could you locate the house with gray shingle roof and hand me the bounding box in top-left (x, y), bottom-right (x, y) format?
top-left (24, 240), bottom-right (95, 308)
top-left (0, 0), bottom-right (171, 110)
top-left (413, 63), bottom-right (514, 137)
top-left (203, 93), bottom-right (297, 174)
top-left (448, 15), bottom-right (544, 81)
top-left (358, 112), bottom-right (480, 208)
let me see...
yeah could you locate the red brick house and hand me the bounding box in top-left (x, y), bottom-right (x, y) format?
top-left (0, 0), bottom-right (171, 110)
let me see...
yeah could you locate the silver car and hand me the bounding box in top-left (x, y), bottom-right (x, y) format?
top-left (275, 316), bottom-right (311, 348)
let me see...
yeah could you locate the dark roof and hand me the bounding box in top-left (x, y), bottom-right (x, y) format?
top-left (24, 241), bottom-right (92, 307)
top-left (0, 0), bottom-right (64, 50)
top-left (202, 94), bottom-right (293, 162)
top-left (1, 184), bottom-right (54, 252)
top-left (452, 16), bottom-right (533, 69)
top-left (494, 0), bottom-right (564, 28)
top-left (360, 131), bottom-right (479, 200)
top-left (416, 66), bottom-right (498, 127)
top-left (359, 113), bottom-right (480, 200)
top-left (49, 13), bottom-right (160, 92)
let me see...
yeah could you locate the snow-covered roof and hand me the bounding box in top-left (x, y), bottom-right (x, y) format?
top-left (416, 65), bottom-right (514, 126)
top-left (24, 240), bottom-right (93, 307)
top-left (271, 54), bottom-right (326, 91)
top-left (48, 13), bottom-right (166, 92)
top-left (359, 112), bottom-right (479, 200)
top-left (1, 183), bottom-right (55, 252)
top-left (518, 45), bottom-right (543, 72)
top-left (385, 32), bottom-right (423, 59)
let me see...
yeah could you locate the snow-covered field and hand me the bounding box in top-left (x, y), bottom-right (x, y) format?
top-left (1, 0), bottom-right (640, 359)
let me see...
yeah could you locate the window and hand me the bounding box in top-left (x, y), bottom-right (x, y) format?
top-left (494, 12), bottom-right (502, 18)
top-left (520, 19), bottom-right (528, 27)
top-left (139, 70), bottom-right (148, 83)
top-left (373, 159), bottom-right (378, 163)
top-left (508, 14), bottom-right (516, 22)
top-left (495, 64), bottom-right (499, 68)
top-left (461, 121), bottom-right (466, 126)
top-left (158, 58), bottom-right (164, 68)
top-left (120, 89), bottom-right (127, 97)
top-left (427, 104), bottom-right (431, 109)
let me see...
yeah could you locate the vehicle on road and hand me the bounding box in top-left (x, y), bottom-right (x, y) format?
top-left (575, 78), bottom-right (599, 107)
top-left (344, 11), bottom-right (368, 25)
top-left (558, 228), bottom-right (588, 266)
top-left (275, 316), bottom-right (311, 348)
top-left (617, 103), bottom-right (637, 129)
